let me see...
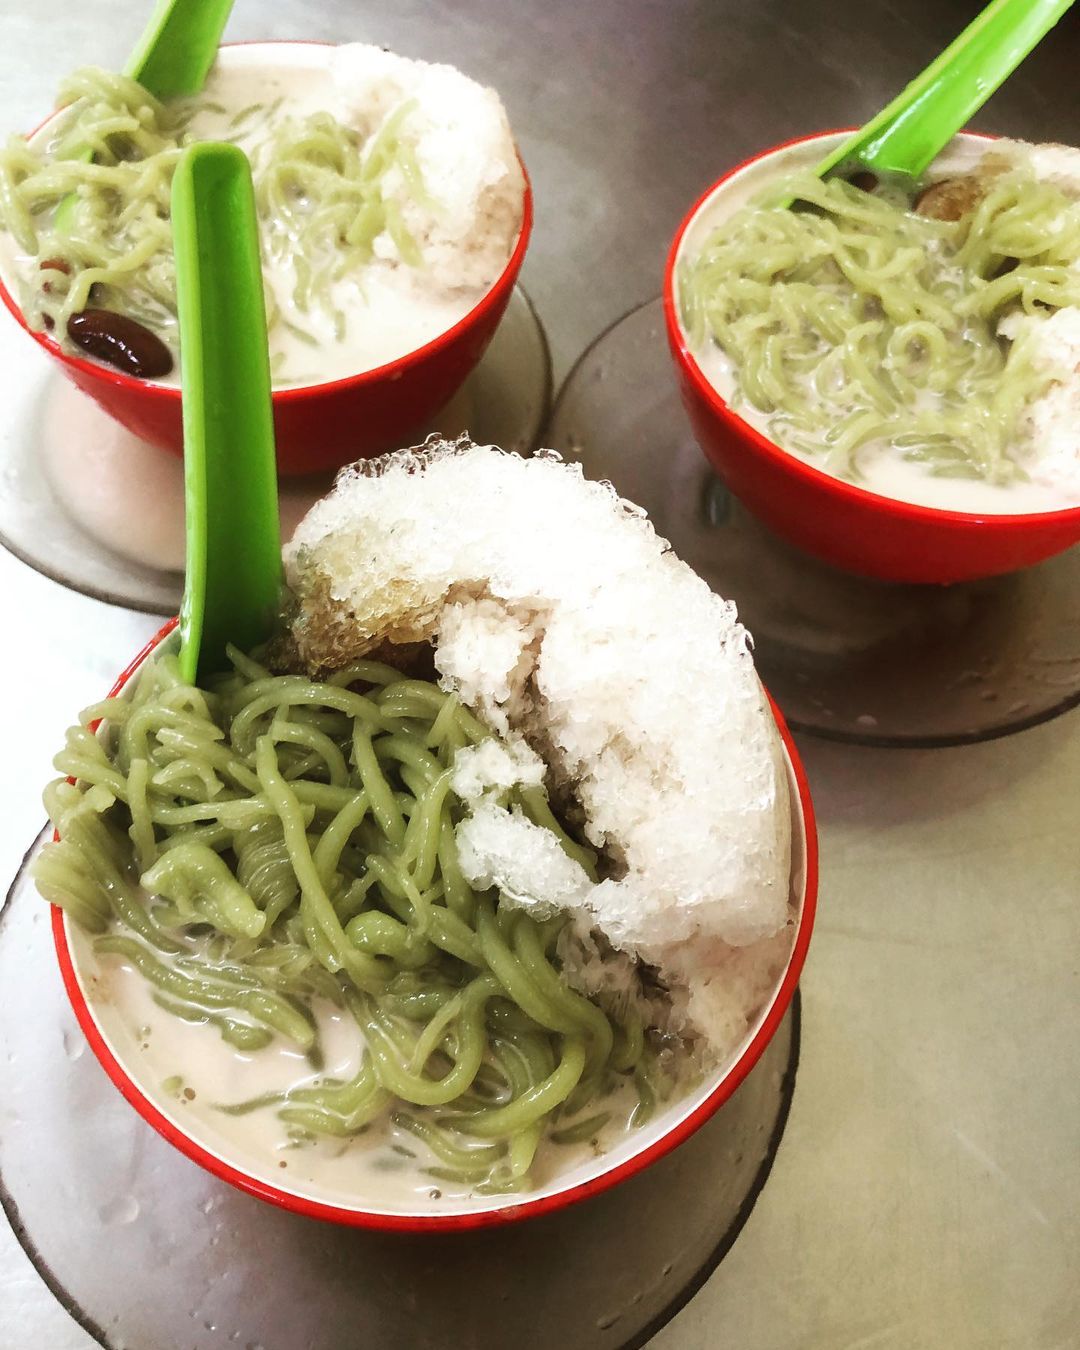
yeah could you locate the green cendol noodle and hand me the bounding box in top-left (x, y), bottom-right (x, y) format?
top-left (0, 66), bottom-right (427, 360)
top-left (678, 166), bottom-right (1080, 484)
top-left (35, 643), bottom-right (679, 1193)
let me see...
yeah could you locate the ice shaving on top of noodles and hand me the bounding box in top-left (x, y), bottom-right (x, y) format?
top-left (677, 137), bottom-right (1080, 514)
top-left (36, 441), bottom-right (795, 1199)
top-left (0, 44), bottom-right (525, 385)
top-left (286, 438), bottom-right (794, 1051)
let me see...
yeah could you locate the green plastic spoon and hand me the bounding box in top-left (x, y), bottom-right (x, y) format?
top-left (55, 0), bottom-right (234, 229)
top-left (172, 142), bottom-right (281, 684)
top-left (815, 0), bottom-right (1076, 184)
top-left (124, 0), bottom-right (235, 100)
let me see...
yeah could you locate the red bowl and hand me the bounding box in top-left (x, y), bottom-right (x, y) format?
top-left (50, 618), bottom-right (818, 1232)
top-left (0, 42), bottom-right (532, 477)
top-left (664, 130), bottom-right (1080, 585)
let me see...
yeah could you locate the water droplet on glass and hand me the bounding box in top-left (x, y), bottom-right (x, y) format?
top-left (98, 1194), bottom-right (140, 1226)
top-left (61, 1030), bottom-right (85, 1061)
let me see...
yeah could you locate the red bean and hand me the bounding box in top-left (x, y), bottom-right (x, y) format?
top-left (66, 308), bottom-right (174, 379)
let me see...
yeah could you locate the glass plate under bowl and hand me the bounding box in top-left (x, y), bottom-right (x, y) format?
top-left (1, 838), bottom-right (798, 1350)
top-left (547, 299), bottom-right (1080, 748)
top-left (0, 285), bottom-right (551, 616)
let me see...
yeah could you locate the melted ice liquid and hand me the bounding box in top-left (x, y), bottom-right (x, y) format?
top-left (695, 346), bottom-right (1076, 516)
top-left (84, 938), bottom-right (644, 1214)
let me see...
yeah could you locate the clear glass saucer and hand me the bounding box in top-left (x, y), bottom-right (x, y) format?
top-left (0, 838), bottom-right (798, 1350)
top-left (547, 299), bottom-right (1080, 747)
top-left (0, 286), bottom-right (552, 617)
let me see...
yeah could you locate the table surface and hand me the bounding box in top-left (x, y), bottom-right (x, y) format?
top-left (1, 2), bottom-right (1078, 1347)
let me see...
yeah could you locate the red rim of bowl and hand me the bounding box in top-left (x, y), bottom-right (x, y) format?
top-left (0, 40), bottom-right (533, 404)
top-left (50, 616), bottom-right (819, 1233)
top-left (663, 128), bottom-right (1080, 532)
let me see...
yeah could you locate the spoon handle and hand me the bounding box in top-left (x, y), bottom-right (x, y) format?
top-left (173, 143), bottom-right (281, 683)
top-left (817, 0), bottom-right (1077, 181)
top-left (125, 0), bottom-right (235, 98)
top-left (54, 0), bottom-right (235, 233)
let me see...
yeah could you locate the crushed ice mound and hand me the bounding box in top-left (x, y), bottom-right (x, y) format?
top-left (285, 438), bottom-right (795, 1055)
top-left (328, 44), bottom-right (525, 294)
